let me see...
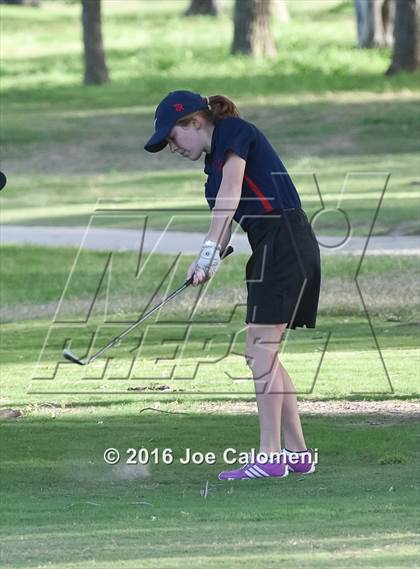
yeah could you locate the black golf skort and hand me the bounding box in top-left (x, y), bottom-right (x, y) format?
top-left (245, 208), bottom-right (321, 329)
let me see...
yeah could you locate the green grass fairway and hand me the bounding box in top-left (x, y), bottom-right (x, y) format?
top-left (0, 246), bottom-right (419, 568)
top-left (0, 245), bottom-right (419, 402)
top-left (1, 0), bottom-right (419, 235)
top-left (1, 410), bottom-right (419, 569)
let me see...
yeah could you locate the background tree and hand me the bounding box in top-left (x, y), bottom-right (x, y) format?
top-left (0, 0), bottom-right (40, 5)
top-left (81, 0), bottom-right (109, 85)
top-left (184, 0), bottom-right (223, 16)
top-left (231, 0), bottom-right (277, 57)
top-left (353, 0), bottom-right (395, 48)
top-left (386, 0), bottom-right (420, 75)
top-left (274, 0), bottom-right (289, 23)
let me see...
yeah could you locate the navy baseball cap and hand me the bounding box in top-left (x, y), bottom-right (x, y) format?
top-left (144, 90), bottom-right (210, 153)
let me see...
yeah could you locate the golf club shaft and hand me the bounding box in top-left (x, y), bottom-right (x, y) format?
top-left (81, 245), bottom-right (234, 364)
top-left (87, 278), bottom-right (191, 364)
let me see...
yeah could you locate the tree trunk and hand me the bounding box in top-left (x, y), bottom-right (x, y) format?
top-left (274, 0), bottom-right (289, 23)
top-left (386, 0), bottom-right (419, 74)
top-left (81, 0), bottom-right (109, 85)
top-left (231, 0), bottom-right (277, 57)
top-left (184, 0), bottom-right (223, 16)
top-left (381, 0), bottom-right (396, 46)
top-left (354, 0), bottom-right (395, 48)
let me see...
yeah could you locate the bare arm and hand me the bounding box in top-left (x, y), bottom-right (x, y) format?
top-left (189, 152), bottom-right (245, 285)
top-left (204, 151), bottom-right (246, 246)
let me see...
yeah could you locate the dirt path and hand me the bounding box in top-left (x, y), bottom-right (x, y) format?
top-left (3, 400), bottom-right (419, 424)
top-left (2, 225), bottom-right (420, 255)
top-left (194, 399), bottom-right (420, 421)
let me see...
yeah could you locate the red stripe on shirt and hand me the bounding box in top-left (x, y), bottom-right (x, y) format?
top-left (244, 175), bottom-right (274, 213)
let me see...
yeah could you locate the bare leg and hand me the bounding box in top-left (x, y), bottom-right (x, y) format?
top-left (246, 324), bottom-right (285, 456)
top-left (279, 362), bottom-right (307, 451)
top-left (246, 323), bottom-right (307, 455)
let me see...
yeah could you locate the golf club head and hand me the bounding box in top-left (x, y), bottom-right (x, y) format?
top-left (63, 349), bottom-right (86, 366)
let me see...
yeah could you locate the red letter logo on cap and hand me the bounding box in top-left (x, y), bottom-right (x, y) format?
top-left (173, 103), bottom-right (184, 112)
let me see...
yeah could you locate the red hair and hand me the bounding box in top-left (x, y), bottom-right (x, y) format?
top-left (175, 94), bottom-right (239, 126)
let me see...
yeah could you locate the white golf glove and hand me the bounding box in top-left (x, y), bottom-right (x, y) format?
top-left (196, 240), bottom-right (221, 278)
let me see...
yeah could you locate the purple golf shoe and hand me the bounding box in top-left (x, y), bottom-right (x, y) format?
top-left (283, 448), bottom-right (316, 474)
top-left (218, 453), bottom-right (289, 481)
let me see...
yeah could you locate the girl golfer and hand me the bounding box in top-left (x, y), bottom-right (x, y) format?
top-left (145, 90), bottom-right (320, 481)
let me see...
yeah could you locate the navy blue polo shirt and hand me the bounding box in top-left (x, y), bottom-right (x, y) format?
top-left (204, 117), bottom-right (301, 232)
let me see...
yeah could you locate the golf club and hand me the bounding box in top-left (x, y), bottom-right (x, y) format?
top-left (63, 245), bottom-right (234, 366)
